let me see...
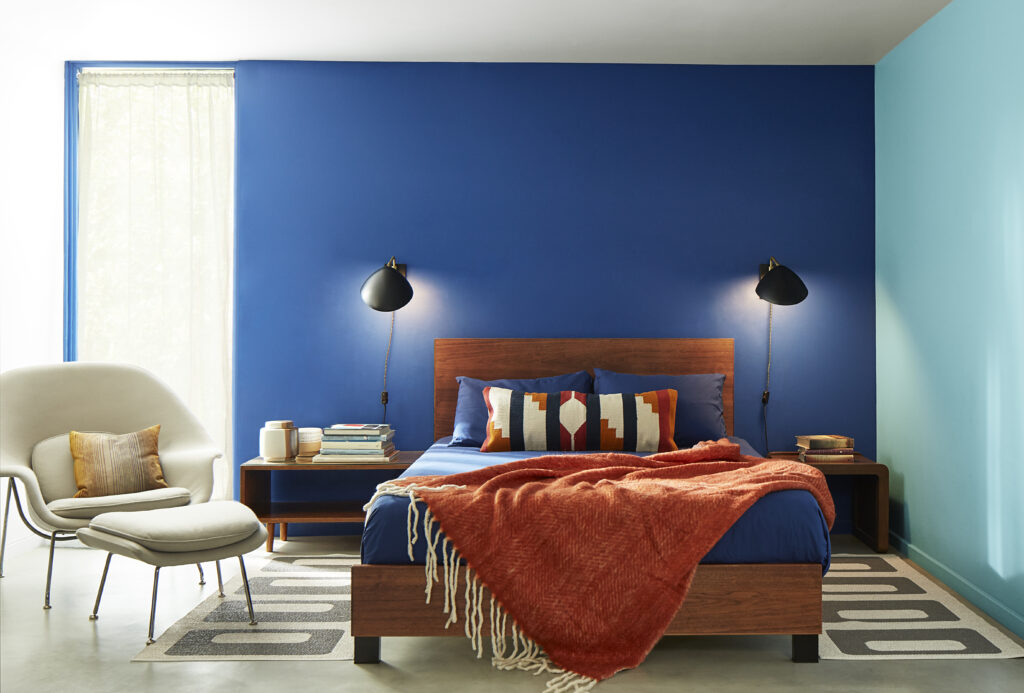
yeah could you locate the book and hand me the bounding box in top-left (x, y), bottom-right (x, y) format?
top-left (316, 445), bottom-right (396, 456)
top-left (323, 424), bottom-right (392, 436)
top-left (795, 434), bottom-right (854, 449)
top-left (321, 439), bottom-right (394, 450)
top-left (796, 446), bottom-right (853, 455)
top-left (310, 451), bottom-right (400, 464)
top-left (320, 430), bottom-right (395, 443)
top-left (801, 452), bottom-right (854, 463)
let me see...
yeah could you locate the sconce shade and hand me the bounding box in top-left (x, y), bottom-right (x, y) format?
top-left (756, 260), bottom-right (808, 306)
top-left (361, 262), bottom-right (413, 312)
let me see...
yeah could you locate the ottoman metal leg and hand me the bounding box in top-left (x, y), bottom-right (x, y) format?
top-left (197, 562), bottom-right (206, 585)
top-left (147, 567), bottom-right (161, 645)
top-left (89, 553), bottom-right (113, 620)
top-left (0, 478), bottom-right (12, 578)
top-left (238, 555), bottom-right (257, 626)
top-left (43, 531), bottom-right (56, 609)
top-left (215, 560), bottom-right (224, 597)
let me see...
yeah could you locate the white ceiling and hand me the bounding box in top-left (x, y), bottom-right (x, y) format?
top-left (17, 0), bottom-right (953, 66)
top-left (276, 0), bottom-right (952, 65)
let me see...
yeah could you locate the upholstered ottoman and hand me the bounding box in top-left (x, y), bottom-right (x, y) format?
top-left (76, 500), bottom-right (268, 644)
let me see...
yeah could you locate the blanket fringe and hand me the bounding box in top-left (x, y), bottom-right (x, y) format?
top-left (367, 481), bottom-right (599, 692)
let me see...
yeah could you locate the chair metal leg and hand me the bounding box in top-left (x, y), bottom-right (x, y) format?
top-left (89, 553), bottom-right (113, 620)
top-left (215, 560), bottom-right (224, 597)
top-left (197, 562), bottom-right (205, 585)
top-left (6, 483), bottom-right (76, 543)
top-left (43, 531), bottom-right (56, 609)
top-left (146, 567), bottom-right (161, 645)
top-left (0, 478), bottom-right (12, 578)
top-left (238, 555), bottom-right (257, 626)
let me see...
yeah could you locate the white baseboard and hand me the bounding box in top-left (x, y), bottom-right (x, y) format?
top-left (890, 531), bottom-right (1024, 640)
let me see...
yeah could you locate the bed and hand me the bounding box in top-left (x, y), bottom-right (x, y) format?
top-left (351, 338), bottom-right (829, 665)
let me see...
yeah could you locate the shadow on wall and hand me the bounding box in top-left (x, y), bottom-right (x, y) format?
top-left (984, 176), bottom-right (1024, 583)
top-left (887, 471), bottom-right (906, 544)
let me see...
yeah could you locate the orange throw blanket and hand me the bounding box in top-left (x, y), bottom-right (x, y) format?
top-left (370, 440), bottom-right (835, 690)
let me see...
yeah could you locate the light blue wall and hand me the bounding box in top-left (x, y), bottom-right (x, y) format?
top-left (876, 0), bottom-right (1024, 638)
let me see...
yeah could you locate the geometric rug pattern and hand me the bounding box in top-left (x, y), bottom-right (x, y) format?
top-left (135, 551), bottom-right (1023, 662)
top-left (821, 554), bottom-right (1024, 660)
top-left (133, 554), bottom-right (358, 661)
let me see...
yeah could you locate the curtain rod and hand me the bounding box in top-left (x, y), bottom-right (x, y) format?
top-left (79, 68), bottom-right (235, 76)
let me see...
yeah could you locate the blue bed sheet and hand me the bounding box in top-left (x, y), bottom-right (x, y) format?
top-left (361, 437), bottom-right (831, 572)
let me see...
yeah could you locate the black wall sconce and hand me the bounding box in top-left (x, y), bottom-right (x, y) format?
top-left (361, 257), bottom-right (413, 421)
top-left (755, 257), bottom-right (808, 454)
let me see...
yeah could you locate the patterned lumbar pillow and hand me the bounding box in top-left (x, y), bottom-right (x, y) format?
top-left (480, 387), bottom-right (678, 453)
top-left (70, 425), bottom-right (169, 498)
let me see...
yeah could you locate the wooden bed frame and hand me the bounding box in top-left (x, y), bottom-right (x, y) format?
top-left (351, 338), bottom-right (822, 665)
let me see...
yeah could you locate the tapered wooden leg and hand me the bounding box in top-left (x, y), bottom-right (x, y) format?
top-left (792, 634), bottom-right (818, 663)
top-left (354, 636), bottom-right (381, 664)
top-left (265, 523), bottom-right (275, 552)
top-left (280, 523), bottom-right (288, 541)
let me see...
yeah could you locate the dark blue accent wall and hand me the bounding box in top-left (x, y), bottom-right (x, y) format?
top-left (234, 61), bottom-right (875, 530)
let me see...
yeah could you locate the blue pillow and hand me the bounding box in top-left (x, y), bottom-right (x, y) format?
top-left (593, 369), bottom-right (726, 448)
top-left (449, 371), bottom-right (594, 447)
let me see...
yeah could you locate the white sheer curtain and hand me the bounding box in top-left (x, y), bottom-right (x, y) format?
top-left (77, 69), bottom-right (235, 499)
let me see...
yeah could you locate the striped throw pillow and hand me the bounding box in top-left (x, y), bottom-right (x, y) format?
top-left (70, 425), bottom-right (168, 498)
top-left (480, 387), bottom-right (678, 453)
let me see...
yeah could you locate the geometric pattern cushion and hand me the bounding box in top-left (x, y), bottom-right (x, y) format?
top-left (593, 369), bottom-right (726, 447)
top-left (480, 387), bottom-right (678, 453)
top-left (70, 424), bottom-right (168, 498)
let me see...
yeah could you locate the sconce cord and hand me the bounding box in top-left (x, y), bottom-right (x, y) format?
top-left (381, 311), bottom-right (394, 423)
top-left (762, 302), bottom-right (774, 455)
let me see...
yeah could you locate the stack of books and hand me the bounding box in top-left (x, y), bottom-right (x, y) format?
top-left (311, 424), bottom-right (399, 464)
top-left (796, 434), bottom-right (855, 463)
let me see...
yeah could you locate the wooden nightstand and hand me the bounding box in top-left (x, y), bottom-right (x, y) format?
top-left (768, 451), bottom-right (890, 553)
top-left (240, 450), bottom-right (424, 552)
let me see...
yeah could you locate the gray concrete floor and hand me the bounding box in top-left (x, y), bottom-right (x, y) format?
top-left (1, 535), bottom-right (1021, 693)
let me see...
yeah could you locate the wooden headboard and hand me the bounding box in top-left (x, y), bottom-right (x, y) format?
top-left (433, 338), bottom-right (734, 441)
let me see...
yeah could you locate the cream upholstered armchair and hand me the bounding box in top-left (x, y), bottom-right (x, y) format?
top-left (0, 362), bottom-right (221, 608)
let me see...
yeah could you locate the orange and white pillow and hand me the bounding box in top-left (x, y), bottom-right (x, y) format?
top-left (480, 387), bottom-right (678, 453)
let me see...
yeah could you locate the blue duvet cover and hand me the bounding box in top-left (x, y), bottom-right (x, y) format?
top-left (361, 437), bottom-right (831, 571)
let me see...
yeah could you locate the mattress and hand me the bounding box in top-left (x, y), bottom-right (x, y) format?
top-left (361, 437), bottom-right (832, 571)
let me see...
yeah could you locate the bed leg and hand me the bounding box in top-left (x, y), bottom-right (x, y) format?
top-left (791, 634), bottom-right (818, 663)
top-left (354, 636), bottom-right (381, 664)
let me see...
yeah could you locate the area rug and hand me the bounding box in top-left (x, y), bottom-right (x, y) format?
top-left (136, 551), bottom-right (1023, 663)
top-left (134, 554), bottom-right (357, 661)
top-left (821, 554), bottom-right (1024, 660)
